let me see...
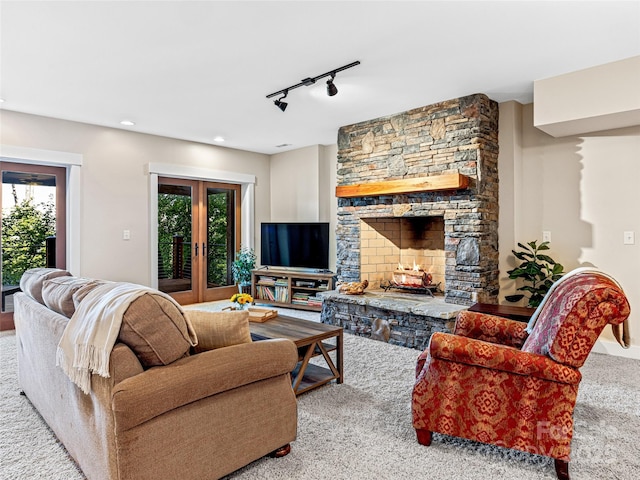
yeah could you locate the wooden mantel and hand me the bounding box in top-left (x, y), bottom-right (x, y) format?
top-left (335, 173), bottom-right (469, 198)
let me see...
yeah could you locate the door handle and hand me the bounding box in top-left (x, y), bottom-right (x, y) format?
top-left (202, 242), bottom-right (207, 256)
top-left (194, 242), bottom-right (198, 257)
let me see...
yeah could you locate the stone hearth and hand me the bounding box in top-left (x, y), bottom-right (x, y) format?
top-left (320, 291), bottom-right (465, 350)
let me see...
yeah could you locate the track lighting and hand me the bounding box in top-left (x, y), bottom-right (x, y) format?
top-left (274, 91), bottom-right (288, 112)
top-left (326, 74), bottom-right (338, 96)
top-left (266, 61), bottom-right (360, 111)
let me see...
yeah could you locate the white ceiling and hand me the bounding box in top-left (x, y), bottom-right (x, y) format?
top-left (1, 1), bottom-right (639, 155)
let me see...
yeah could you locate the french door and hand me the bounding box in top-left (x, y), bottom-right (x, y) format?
top-left (157, 177), bottom-right (240, 305)
top-left (1, 162), bottom-right (66, 330)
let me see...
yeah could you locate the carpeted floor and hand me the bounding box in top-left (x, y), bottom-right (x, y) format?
top-left (1, 315), bottom-right (639, 479)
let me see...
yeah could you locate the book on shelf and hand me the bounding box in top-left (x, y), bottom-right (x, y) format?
top-left (256, 284), bottom-right (289, 303)
top-left (308, 296), bottom-right (323, 307)
top-left (288, 291), bottom-right (324, 306)
top-left (256, 285), bottom-right (275, 301)
top-left (275, 286), bottom-right (289, 302)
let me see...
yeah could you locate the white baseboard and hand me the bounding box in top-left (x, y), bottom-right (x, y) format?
top-left (592, 339), bottom-right (640, 360)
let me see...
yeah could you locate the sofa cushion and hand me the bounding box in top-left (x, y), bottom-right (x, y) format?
top-left (118, 293), bottom-right (193, 368)
top-left (72, 280), bottom-right (107, 309)
top-left (186, 310), bottom-right (252, 353)
top-left (42, 276), bottom-right (100, 318)
top-left (19, 268), bottom-right (72, 304)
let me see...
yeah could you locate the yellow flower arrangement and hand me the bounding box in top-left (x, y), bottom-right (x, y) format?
top-left (230, 292), bottom-right (253, 309)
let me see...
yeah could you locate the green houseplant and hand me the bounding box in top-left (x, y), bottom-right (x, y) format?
top-left (506, 240), bottom-right (565, 308)
top-left (231, 247), bottom-right (256, 291)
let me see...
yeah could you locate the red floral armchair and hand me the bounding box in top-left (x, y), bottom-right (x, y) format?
top-left (412, 270), bottom-right (630, 480)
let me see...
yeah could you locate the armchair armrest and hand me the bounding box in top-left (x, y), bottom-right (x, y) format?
top-left (454, 310), bottom-right (529, 348)
top-left (427, 332), bottom-right (581, 385)
top-left (112, 338), bottom-right (297, 431)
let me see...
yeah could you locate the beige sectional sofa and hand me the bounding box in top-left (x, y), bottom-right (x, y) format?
top-left (14, 268), bottom-right (298, 480)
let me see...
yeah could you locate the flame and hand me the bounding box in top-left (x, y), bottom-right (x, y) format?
top-left (398, 261), bottom-right (424, 272)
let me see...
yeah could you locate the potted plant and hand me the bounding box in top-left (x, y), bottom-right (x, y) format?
top-left (505, 240), bottom-right (564, 308)
top-left (232, 246), bottom-right (256, 293)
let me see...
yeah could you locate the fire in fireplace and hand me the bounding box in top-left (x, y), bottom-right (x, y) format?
top-left (392, 262), bottom-right (433, 288)
top-left (380, 261), bottom-right (439, 296)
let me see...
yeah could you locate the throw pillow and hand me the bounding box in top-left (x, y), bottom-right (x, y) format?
top-left (42, 276), bottom-right (99, 318)
top-left (118, 293), bottom-right (193, 367)
top-left (19, 268), bottom-right (72, 304)
top-left (72, 280), bottom-right (107, 310)
top-left (186, 310), bottom-right (252, 353)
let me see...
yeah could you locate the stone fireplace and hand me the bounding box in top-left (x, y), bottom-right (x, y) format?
top-left (335, 93), bottom-right (499, 305)
top-left (320, 94), bottom-right (500, 349)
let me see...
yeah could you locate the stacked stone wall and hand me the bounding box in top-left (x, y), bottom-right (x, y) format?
top-left (336, 93), bottom-right (500, 305)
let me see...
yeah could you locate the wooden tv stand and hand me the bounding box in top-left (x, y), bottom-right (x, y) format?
top-left (251, 268), bottom-right (335, 312)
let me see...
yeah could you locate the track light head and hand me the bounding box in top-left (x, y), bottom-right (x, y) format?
top-left (274, 91), bottom-right (288, 112)
top-left (326, 74), bottom-right (338, 96)
top-left (275, 99), bottom-right (288, 112)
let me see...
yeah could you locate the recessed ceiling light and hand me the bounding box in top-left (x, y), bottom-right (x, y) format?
top-left (213, 136), bottom-right (225, 142)
top-left (120, 120), bottom-right (135, 126)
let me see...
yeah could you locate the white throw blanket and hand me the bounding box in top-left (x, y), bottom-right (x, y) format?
top-left (525, 267), bottom-right (630, 348)
top-left (56, 282), bottom-right (190, 394)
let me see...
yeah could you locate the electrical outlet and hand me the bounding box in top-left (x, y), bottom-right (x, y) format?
top-left (542, 231), bottom-right (551, 243)
top-left (623, 231), bottom-right (635, 245)
top-left (123, 229), bottom-right (131, 241)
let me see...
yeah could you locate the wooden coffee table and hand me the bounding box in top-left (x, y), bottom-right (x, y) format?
top-left (249, 315), bottom-right (343, 396)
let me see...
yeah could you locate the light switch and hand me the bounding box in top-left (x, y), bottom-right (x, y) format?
top-left (623, 231), bottom-right (635, 245)
top-left (123, 229), bottom-right (131, 240)
top-left (542, 231), bottom-right (551, 243)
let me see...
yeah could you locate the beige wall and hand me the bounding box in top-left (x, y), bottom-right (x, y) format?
top-left (499, 102), bottom-right (640, 356)
top-left (268, 143), bottom-right (338, 272)
top-left (320, 144), bottom-right (338, 273)
top-left (0, 110), bottom-right (270, 285)
top-left (269, 145), bottom-right (320, 222)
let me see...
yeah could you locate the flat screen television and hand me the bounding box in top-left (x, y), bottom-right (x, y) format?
top-left (260, 222), bottom-right (330, 270)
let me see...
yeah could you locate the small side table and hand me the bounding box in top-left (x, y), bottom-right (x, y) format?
top-left (468, 302), bottom-right (535, 323)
